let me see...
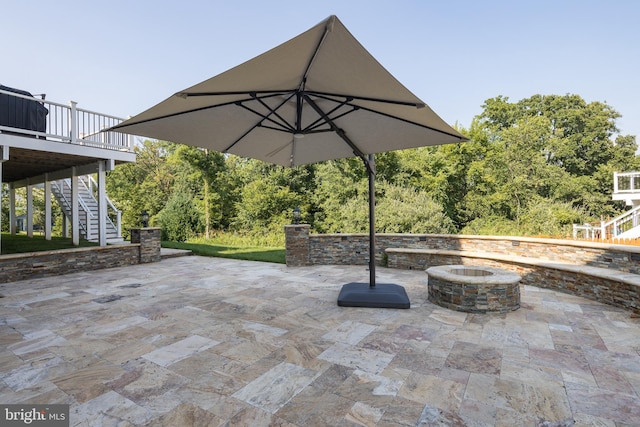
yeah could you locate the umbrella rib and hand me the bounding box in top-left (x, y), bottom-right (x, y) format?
top-left (237, 99), bottom-right (295, 133)
top-left (260, 124), bottom-right (301, 133)
top-left (223, 92), bottom-right (295, 153)
top-left (310, 92), bottom-right (466, 141)
top-left (302, 93), bottom-right (367, 161)
top-left (175, 89), bottom-right (293, 98)
top-left (254, 94), bottom-right (297, 132)
top-left (305, 107), bottom-right (357, 133)
top-left (303, 95), bottom-right (355, 133)
top-left (111, 91), bottom-right (293, 130)
top-left (309, 91), bottom-right (426, 108)
top-left (298, 16), bottom-right (336, 92)
top-left (292, 16), bottom-right (335, 131)
top-left (354, 103), bottom-right (466, 140)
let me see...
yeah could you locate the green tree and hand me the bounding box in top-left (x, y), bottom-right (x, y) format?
top-left (230, 159), bottom-right (314, 234)
top-left (106, 140), bottom-right (177, 238)
top-left (395, 126), bottom-right (482, 229)
top-left (467, 94), bottom-right (637, 233)
top-left (172, 146), bottom-right (231, 236)
top-left (376, 183), bottom-right (455, 233)
top-left (102, 93), bottom-right (637, 242)
top-left (313, 158), bottom-right (369, 233)
top-left (156, 189), bottom-right (201, 241)
top-left (480, 94), bottom-right (623, 176)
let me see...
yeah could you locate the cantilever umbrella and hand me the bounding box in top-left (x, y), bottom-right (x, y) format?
top-left (112, 15), bottom-right (467, 308)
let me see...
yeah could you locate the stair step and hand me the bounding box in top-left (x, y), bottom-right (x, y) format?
top-left (51, 177), bottom-right (121, 244)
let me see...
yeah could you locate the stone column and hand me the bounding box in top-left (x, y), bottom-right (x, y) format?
top-left (131, 227), bottom-right (161, 263)
top-left (285, 224), bottom-right (310, 266)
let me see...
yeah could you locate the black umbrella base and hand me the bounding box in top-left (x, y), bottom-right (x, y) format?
top-left (337, 282), bottom-right (410, 309)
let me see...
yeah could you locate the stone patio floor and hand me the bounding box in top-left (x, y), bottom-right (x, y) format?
top-left (1, 255), bottom-right (640, 426)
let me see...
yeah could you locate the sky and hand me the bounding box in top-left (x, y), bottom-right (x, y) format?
top-left (2, 0), bottom-right (638, 140)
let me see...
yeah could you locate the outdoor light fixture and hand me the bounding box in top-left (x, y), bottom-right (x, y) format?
top-left (141, 210), bottom-right (149, 228)
top-left (293, 207), bottom-right (301, 224)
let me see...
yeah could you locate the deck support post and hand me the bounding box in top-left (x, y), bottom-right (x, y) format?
top-left (71, 167), bottom-right (79, 246)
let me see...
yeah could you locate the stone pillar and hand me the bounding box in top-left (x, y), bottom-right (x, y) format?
top-left (131, 227), bottom-right (161, 263)
top-left (285, 224), bottom-right (310, 266)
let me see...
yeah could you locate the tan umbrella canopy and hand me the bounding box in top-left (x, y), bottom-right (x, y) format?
top-left (112, 15), bottom-right (467, 308)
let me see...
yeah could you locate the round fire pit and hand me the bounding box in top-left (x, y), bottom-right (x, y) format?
top-left (426, 265), bottom-right (521, 313)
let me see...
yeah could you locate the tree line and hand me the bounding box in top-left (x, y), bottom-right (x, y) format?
top-left (4, 94), bottom-right (637, 244)
top-left (105, 93), bottom-right (639, 242)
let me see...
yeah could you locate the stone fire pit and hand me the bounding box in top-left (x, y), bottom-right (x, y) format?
top-left (426, 265), bottom-right (521, 313)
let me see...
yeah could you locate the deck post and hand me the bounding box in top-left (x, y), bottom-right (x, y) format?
top-left (9, 184), bottom-right (16, 235)
top-left (71, 167), bottom-right (79, 245)
top-left (44, 174), bottom-right (52, 241)
top-left (97, 160), bottom-right (107, 246)
top-left (26, 183), bottom-right (34, 237)
top-left (62, 209), bottom-right (69, 238)
top-left (69, 101), bottom-right (78, 143)
top-left (0, 146), bottom-right (6, 249)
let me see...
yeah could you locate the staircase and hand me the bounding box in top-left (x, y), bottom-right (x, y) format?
top-left (51, 177), bottom-right (123, 243)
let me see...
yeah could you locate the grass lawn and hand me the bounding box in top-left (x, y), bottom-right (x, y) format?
top-left (162, 240), bottom-right (285, 264)
top-left (1, 232), bottom-right (285, 264)
top-left (1, 233), bottom-right (98, 255)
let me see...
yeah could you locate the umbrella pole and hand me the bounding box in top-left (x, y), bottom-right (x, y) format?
top-left (301, 95), bottom-right (408, 307)
top-left (367, 153), bottom-right (376, 288)
top-left (336, 152), bottom-right (410, 309)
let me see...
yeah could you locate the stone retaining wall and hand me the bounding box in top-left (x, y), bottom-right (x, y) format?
top-left (284, 226), bottom-right (640, 273)
top-left (0, 228), bottom-right (161, 283)
top-left (284, 226), bottom-right (640, 313)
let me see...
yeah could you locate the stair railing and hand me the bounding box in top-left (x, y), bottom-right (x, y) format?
top-left (601, 204), bottom-right (640, 240)
top-left (83, 176), bottom-right (122, 238)
top-left (573, 205), bottom-right (640, 241)
top-left (52, 179), bottom-right (92, 238)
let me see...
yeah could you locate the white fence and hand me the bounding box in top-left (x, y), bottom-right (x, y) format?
top-left (0, 88), bottom-right (132, 152)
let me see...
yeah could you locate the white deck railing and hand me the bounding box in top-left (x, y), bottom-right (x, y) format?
top-left (0, 88), bottom-right (132, 152)
top-left (573, 204), bottom-right (640, 241)
top-left (572, 171), bottom-right (640, 242)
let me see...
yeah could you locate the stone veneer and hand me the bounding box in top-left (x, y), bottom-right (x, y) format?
top-left (130, 227), bottom-right (162, 263)
top-left (0, 228), bottom-right (161, 283)
top-left (411, 254), bottom-right (640, 314)
top-left (284, 228), bottom-right (640, 313)
top-left (285, 229), bottom-right (640, 274)
top-left (284, 225), bottom-right (310, 266)
top-left (426, 265), bottom-right (521, 313)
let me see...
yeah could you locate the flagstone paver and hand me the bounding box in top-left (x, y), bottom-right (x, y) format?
top-left (2, 255), bottom-right (640, 425)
